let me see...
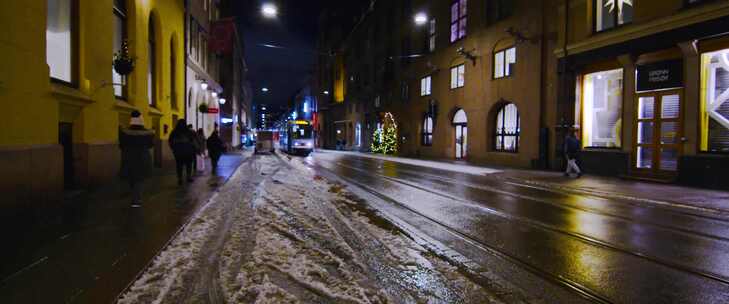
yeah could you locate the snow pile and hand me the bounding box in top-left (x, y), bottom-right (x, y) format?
top-left (317, 150), bottom-right (502, 175)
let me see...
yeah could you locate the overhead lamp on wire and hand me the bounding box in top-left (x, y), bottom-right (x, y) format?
top-left (414, 12), bottom-right (428, 26)
top-left (219, 98), bottom-right (226, 104)
top-left (261, 3), bottom-right (278, 18)
top-left (200, 80), bottom-right (208, 91)
top-left (261, 87), bottom-right (269, 92)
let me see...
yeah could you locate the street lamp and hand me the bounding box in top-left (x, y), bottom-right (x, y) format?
top-left (212, 92), bottom-right (218, 98)
top-left (323, 90), bottom-right (329, 95)
top-left (219, 98), bottom-right (226, 104)
top-left (414, 12), bottom-right (428, 26)
top-left (200, 81), bottom-right (208, 91)
top-left (261, 87), bottom-right (269, 92)
top-left (261, 3), bottom-right (278, 18)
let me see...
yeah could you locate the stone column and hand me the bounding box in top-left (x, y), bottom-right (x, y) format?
top-left (678, 40), bottom-right (699, 156)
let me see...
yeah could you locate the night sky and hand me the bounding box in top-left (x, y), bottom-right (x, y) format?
top-left (232, 0), bottom-right (369, 109)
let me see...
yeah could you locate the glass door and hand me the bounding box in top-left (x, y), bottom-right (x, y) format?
top-left (634, 90), bottom-right (682, 176)
top-left (455, 124), bottom-right (467, 159)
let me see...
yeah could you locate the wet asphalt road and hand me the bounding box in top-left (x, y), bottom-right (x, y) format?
top-left (305, 152), bottom-right (729, 303)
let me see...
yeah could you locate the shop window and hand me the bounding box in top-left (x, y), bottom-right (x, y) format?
top-left (148, 16), bottom-right (157, 106)
top-left (113, 0), bottom-right (127, 97)
top-left (580, 69), bottom-right (623, 148)
top-left (47, 0), bottom-right (75, 84)
top-left (428, 19), bottom-right (437, 52)
top-left (494, 47), bottom-right (516, 79)
top-left (356, 123), bottom-right (362, 146)
top-left (450, 0), bottom-right (467, 43)
top-left (595, 0), bottom-right (633, 32)
top-left (494, 103), bottom-right (520, 152)
top-left (422, 116), bottom-right (433, 146)
top-left (450, 64), bottom-right (465, 89)
top-left (700, 48), bottom-right (729, 152)
top-left (421, 76), bottom-right (432, 96)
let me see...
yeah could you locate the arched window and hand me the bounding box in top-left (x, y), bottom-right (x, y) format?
top-left (422, 115), bottom-right (433, 146)
top-left (494, 103), bottom-right (520, 152)
top-left (453, 109), bottom-right (467, 159)
top-left (148, 15), bottom-right (156, 106)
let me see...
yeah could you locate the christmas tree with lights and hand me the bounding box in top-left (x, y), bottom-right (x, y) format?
top-left (371, 112), bottom-right (398, 155)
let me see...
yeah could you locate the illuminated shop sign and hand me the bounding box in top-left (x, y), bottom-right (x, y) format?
top-left (637, 60), bottom-right (683, 92)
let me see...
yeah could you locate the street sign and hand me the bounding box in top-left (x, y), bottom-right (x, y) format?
top-left (207, 108), bottom-right (219, 114)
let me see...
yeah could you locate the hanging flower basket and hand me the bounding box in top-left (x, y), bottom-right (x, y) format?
top-left (198, 103), bottom-right (209, 113)
top-left (113, 40), bottom-right (135, 76)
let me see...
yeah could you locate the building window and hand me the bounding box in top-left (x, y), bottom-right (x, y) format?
top-left (494, 47), bottom-right (516, 79)
top-left (47, 0), bottom-right (75, 84)
top-left (148, 17), bottom-right (156, 106)
top-left (113, 0), bottom-right (127, 97)
top-left (700, 48), bottom-right (729, 152)
top-left (486, 0), bottom-right (514, 25)
top-left (422, 116), bottom-right (434, 146)
top-left (421, 76), bottom-right (432, 96)
top-left (580, 69), bottom-right (623, 148)
top-left (450, 64), bottom-right (465, 89)
top-left (170, 39), bottom-right (177, 110)
top-left (428, 19), bottom-right (436, 52)
top-left (450, 0), bottom-right (467, 43)
top-left (494, 103), bottom-right (520, 152)
top-left (595, 0), bottom-right (633, 32)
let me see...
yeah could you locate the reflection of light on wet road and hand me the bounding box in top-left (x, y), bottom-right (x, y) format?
top-left (567, 210), bottom-right (611, 240)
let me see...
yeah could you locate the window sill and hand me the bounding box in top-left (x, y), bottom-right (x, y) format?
top-left (114, 100), bottom-right (137, 112)
top-left (51, 83), bottom-right (94, 107)
top-left (148, 107), bottom-right (164, 116)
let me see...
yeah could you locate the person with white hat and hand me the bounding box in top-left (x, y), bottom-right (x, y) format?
top-left (119, 110), bottom-right (155, 207)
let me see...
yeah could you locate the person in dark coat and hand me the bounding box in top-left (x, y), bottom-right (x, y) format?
top-left (195, 128), bottom-right (206, 174)
top-left (564, 128), bottom-right (582, 178)
top-left (119, 110), bottom-right (155, 207)
top-left (169, 119), bottom-right (196, 185)
top-left (206, 130), bottom-right (225, 174)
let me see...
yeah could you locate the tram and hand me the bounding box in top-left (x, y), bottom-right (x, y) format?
top-left (279, 120), bottom-right (314, 156)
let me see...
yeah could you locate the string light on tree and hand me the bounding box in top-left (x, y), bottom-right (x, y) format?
top-left (371, 112), bottom-right (398, 155)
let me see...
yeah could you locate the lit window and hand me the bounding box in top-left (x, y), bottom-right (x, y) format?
top-left (595, 0), bottom-right (633, 32)
top-left (494, 103), bottom-right (520, 152)
top-left (422, 116), bottom-right (434, 146)
top-left (421, 76), bottom-right (432, 96)
top-left (356, 123), bottom-right (362, 146)
top-left (148, 17), bottom-right (157, 106)
top-left (450, 64), bottom-right (465, 89)
top-left (494, 47), bottom-right (516, 79)
top-left (700, 48), bottom-right (729, 152)
top-left (113, 0), bottom-right (127, 97)
top-left (580, 69), bottom-right (623, 147)
top-left (47, 0), bottom-right (74, 83)
top-left (450, 0), bottom-right (467, 42)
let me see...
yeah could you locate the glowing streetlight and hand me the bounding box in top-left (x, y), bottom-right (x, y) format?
top-left (261, 3), bottom-right (278, 18)
top-left (414, 12), bottom-right (428, 25)
top-left (323, 90), bottom-right (329, 95)
top-left (200, 81), bottom-right (208, 91)
top-left (261, 87), bottom-right (269, 92)
top-left (211, 92), bottom-right (218, 98)
top-left (219, 98), bottom-right (226, 104)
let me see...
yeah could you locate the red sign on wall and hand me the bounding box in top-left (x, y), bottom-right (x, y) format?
top-left (207, 108), bottom-right (220, 114)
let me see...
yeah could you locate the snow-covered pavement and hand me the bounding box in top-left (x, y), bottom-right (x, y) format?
top-left (117, 154), bottom-right (495, 304)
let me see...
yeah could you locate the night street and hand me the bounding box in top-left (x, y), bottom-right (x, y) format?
top-left (7, 0), bottom-right (729, 303)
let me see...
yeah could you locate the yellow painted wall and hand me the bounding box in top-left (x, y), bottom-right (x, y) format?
top-left (0, 0), bottom-right (185, 147)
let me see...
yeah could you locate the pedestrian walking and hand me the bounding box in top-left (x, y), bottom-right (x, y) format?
top-left (187, 125), bottom-right (200, 173)
top-left (169, 119), bottom-right (196, 185)
top-left (206, 130), bottom-right (225, 174)
top-left (564, 129), bottom-right (582, 178)
top-left (119, 110), bottom-right (154, 207)
top-left (195, 128), bottom-right (206, 173)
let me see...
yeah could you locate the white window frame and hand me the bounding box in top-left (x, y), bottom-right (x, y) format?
top-left (450, 0), bottom-right (467, 43)
top-left (494, 47), bottom-right (516, 79)
top-left (450, 64), bottom-right (465, 89)
top-left (421, 76), bottom-right (432, 96)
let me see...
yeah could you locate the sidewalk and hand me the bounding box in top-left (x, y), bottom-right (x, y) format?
top-left (318, 149), bottom-right (729, 216)
top-left (0, 151), bottom-right (248, 304)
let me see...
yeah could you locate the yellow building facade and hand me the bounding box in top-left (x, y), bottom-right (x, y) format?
top-left (0, 0), bottom-right (185, 212)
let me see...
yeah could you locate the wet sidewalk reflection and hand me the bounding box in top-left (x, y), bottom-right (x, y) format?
top-left (0, 153), bottom-right (246, 304)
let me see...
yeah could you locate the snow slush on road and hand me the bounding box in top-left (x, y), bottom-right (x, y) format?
top-left (118, 154), bottom-right (494, 304)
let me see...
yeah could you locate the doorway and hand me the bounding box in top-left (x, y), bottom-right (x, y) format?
top-left (634, 89), bottom-right (682, 178)
top-left (58, 123), bottom-right (75, 189)
top-left (453, 109), bottom-right (468, 159)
